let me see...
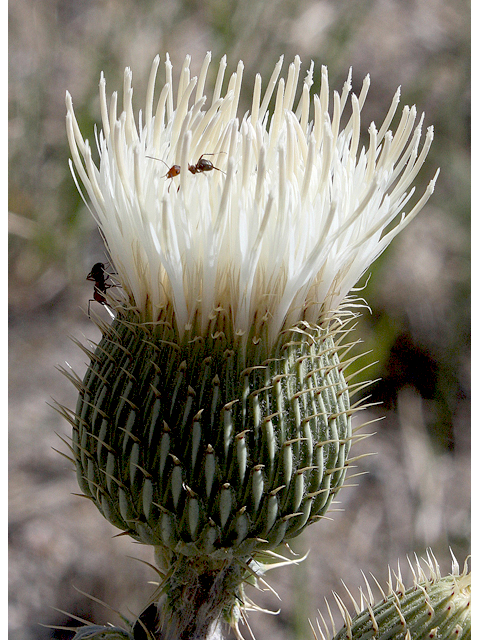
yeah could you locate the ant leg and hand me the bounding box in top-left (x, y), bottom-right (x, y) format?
top-left (103, 262), bottom-right (118, 276)
top-left (88, 298), bottom-right (115, 319)
top-left (199, 152), bottom-right (226, 159)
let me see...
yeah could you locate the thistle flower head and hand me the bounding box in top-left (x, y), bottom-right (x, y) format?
top-left (64, 54), bottom-right (438, 640)
top-left (66, 52), bottom-right (438, 344)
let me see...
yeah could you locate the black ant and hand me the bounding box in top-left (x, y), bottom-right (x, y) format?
top-left (188, 153), bottom-right (226, 175)
top-left (86, 262), bottom-right (115, 317)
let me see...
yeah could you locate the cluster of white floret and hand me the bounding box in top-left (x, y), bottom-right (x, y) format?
top-left (66, 52), bottom-right (438, 342)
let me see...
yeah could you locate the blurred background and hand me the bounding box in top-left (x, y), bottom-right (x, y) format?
top-left (9, 0), bottom-right (470, 639)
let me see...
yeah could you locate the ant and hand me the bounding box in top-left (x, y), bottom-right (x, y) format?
top-left (146, 157), bottom-right (181, 191)
top-left (187, 153), bottom-right (226, 175)
top-left (86, 262), bottom-right (116, 317)
top-left (147, 153), bottom-right (225, 191)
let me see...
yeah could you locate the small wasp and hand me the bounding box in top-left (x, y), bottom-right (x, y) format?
top-left (86, 262), bottom-right (115, 317)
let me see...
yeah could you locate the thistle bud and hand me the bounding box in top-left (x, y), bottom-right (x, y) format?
top-left (313, 553), bottom-right (471, 640)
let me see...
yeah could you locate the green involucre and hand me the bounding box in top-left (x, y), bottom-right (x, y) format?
top-left (72, 311), bottom-right (353, 557)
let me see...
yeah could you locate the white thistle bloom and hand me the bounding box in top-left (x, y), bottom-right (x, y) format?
top-left (63, 54), bottom-right (441, 640)
top-left (66, 52), bottom-right (438, 343)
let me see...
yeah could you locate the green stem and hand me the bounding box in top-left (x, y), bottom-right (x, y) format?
top-left (155, 549), bottom-right (247, 640)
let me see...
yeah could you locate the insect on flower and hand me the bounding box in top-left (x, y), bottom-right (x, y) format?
top-left (187, 152), bottom-right (226, 175)
top-left (148, 153), bottom-right (226, 191)
top-left (86, 262), bottom-right (116, 317)
top-left (146, 156), bottom-right (181, 191)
